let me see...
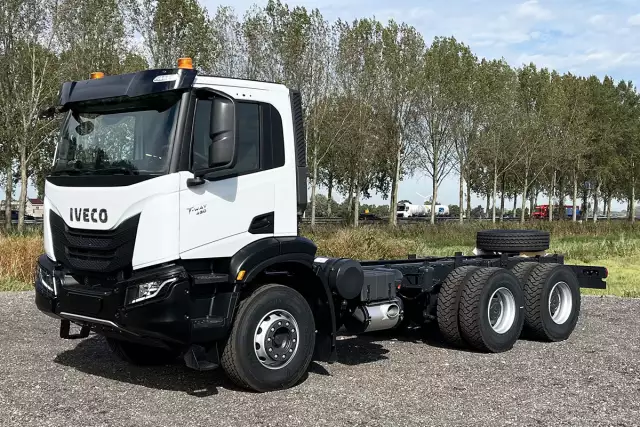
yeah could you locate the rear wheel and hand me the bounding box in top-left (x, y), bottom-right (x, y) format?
top-left (220, 284), bottom-right (315, 392)
top-left (459, 267), bottom-right (525, 352)
top-left (437, 265), bottom-right (481, 347)
top-left (106, 338), bottom-right (180, 365)
top-left (510, 261), bottom-right (540, 289)
top-left (522, 263), bottom-right (581, 341)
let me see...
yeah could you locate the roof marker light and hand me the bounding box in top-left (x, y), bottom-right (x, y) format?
top-left (90, 72), bottom-right (104, 79)
top-left (153, 74), bottom-right (179, 83)
top-left (177, 57), bottom-right (193, 69)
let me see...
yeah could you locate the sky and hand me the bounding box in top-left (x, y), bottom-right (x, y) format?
top-left (11, 0), bottom-right (640, 211)
top-left (200, 0), bottom-right (640, 210)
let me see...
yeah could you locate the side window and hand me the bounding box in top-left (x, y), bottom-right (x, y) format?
top-left (192, 98), bottom-right (212, 171)
top-left (234, 103), bottom-right (260, 174)
top-left (190, 96), bottom-right (285, 175)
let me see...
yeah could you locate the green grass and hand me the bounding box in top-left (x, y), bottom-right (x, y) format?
top-left (2, 221), bottom-right (639, 297)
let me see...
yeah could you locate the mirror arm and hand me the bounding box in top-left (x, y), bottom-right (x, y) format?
top-left (186, 176), bottom-right (205, 187)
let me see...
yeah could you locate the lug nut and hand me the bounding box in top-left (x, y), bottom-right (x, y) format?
top-left (267, 338), bottom-right (271, 342)
top-left (289, 349), bottom-right (293, 353)
top-left (268, 348), bottom-right (273, 352)
top-left (293, 339), bottom-right (296, 343)
top-left (278, 321), bottom-right (282, 326)
top-left (274, 354), bottom-right (278, 358)
top-left (271, 327), bottom-right (275, 332)
top-left (286, 322), bottom-right (289, 326)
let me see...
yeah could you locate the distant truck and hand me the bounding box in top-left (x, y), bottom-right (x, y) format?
top-left (397, 203), bottom-right (426, 218)
top-left (426, 204), bottom-right (450, 217)
top-left (532, 204), bottom-right (581, 220)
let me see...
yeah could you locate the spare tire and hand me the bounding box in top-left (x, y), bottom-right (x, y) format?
top-left (476, 229), bottom-right (550, 253)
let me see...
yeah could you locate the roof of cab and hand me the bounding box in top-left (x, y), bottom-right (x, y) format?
top-left (194, 75), bottom-right (291, 93)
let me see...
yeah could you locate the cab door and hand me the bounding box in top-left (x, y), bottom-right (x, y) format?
top-left (178, 90), bottom-right (284, 259)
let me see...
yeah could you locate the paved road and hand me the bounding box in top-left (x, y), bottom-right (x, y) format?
top-left (1, 292), bottom-right (639, 427)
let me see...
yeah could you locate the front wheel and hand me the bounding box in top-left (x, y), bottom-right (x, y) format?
top-left (220, 284), bottom-right (315, 392)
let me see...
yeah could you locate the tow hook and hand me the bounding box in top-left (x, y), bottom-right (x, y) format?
top-left (59, 319), bottom-right (90, 339)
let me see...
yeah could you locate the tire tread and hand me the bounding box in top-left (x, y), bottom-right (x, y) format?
top-left (220, 283), bottom-right (315, 391)
top-left (459, 267), bottom-right (502, 351)
top-left (437, 266), bottom-right (481, 347)
top-left (523, 263), bottom-right (565, 340)
top-left (476, 230), bottom-right (550, 252)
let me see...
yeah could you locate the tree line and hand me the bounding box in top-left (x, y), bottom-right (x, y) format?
top-left (1, 0), bottom-right (639, 232)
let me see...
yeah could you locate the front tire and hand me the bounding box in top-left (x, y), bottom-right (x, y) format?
top-left (221, 284), bottom-right (315, 392)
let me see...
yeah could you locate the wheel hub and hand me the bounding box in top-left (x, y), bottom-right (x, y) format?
top-left (254, 310), bottom-right (299, 370)
top-left (487, 287), bottom-right (516, 334)
top-left (549, 281), bottom-right (572, 325)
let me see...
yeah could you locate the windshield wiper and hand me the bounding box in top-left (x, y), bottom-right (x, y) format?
top-left (92, 167), bottom-right (140, 176)
top-left (50, 168), bottom-right (85, 176)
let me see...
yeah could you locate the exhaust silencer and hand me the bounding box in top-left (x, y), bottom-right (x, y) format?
top-left (345, 299), bottom-right (404, 333)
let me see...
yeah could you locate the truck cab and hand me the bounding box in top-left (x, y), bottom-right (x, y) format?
top-left (34, 60), bottom-right (328, 388)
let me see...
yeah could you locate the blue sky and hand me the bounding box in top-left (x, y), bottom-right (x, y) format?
top-left (15, 0), bottom-right (640, 210)
top-left (200, 0), bottom-right (640, 210)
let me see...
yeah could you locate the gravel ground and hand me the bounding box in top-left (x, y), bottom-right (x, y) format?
top-left (0, 291), bottom-right (639, 427)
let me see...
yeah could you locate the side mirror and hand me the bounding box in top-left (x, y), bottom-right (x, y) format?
top-left (208, 97), bottom-right (236, 169)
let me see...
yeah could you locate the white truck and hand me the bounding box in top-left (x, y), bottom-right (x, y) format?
top-left (34, 60), bottom-right (608, 392)
top-left (426, 204), bottom-right (450, 217)
top-left (396, 203), bottom-right (426, 218)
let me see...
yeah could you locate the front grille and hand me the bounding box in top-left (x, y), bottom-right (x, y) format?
top-left (49, 211), bottom-right (139, 273)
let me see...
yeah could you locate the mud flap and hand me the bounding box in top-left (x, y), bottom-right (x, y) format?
top-left (183, 344), bottom-right (220, 371)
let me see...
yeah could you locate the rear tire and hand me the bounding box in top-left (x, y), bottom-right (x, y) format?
top-left (510, 262), bottom-right (540, 289)
top-left (522, 263), bottom-right (581, 341)
top-left (437, 266), bottom-right (481, 347)
top-left (106, 338), bottom-right (180, 365)
top-left (476, 229), bottom-right (550, 253)
top-left (220, 284), bottom-right (315, 392)
top-left (459, 267), bottom-right (525, 352)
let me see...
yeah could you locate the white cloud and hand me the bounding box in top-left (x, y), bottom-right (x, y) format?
top-left (588, 14), bottom-right (611, 26)
top-left (515, 0), bottom-right (553, 21)
top-left (628, 14), bottom-right (640, 26)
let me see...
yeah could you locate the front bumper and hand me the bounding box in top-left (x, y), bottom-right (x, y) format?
top-left (34, 255), bottom-right (232, 349)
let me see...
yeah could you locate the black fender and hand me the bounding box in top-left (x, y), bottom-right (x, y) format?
top-left (230, 236), bottom-right (317, 282)
top-left (229, 237), bottom-right (337, 362)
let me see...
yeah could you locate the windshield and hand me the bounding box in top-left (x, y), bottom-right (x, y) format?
top-left (52, 92), bottom-right (182, 176)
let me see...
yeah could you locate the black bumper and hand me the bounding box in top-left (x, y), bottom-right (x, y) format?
top-left (34, 254), bottom-right (235, 349)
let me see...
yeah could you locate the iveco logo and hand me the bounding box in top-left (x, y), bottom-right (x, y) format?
top-left (69, 208), bottom-right (108, 223)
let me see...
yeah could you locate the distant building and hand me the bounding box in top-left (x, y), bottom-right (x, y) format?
top-left (0, 198), bottom-right (44, 218)
top-left (27, 198), bottom-right (44, 218)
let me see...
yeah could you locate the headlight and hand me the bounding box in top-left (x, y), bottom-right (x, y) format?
top-left (34, 265), bottom-right (56, 296)
top-left (125, 277), bottom-right (177, 305)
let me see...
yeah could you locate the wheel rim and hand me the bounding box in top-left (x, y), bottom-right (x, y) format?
top-left (549, 281), bottom-right (573, 324)
top-left (254, 309), bottom-right (299, 370)
top-left (487, 287), bottom-right (516, 334)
